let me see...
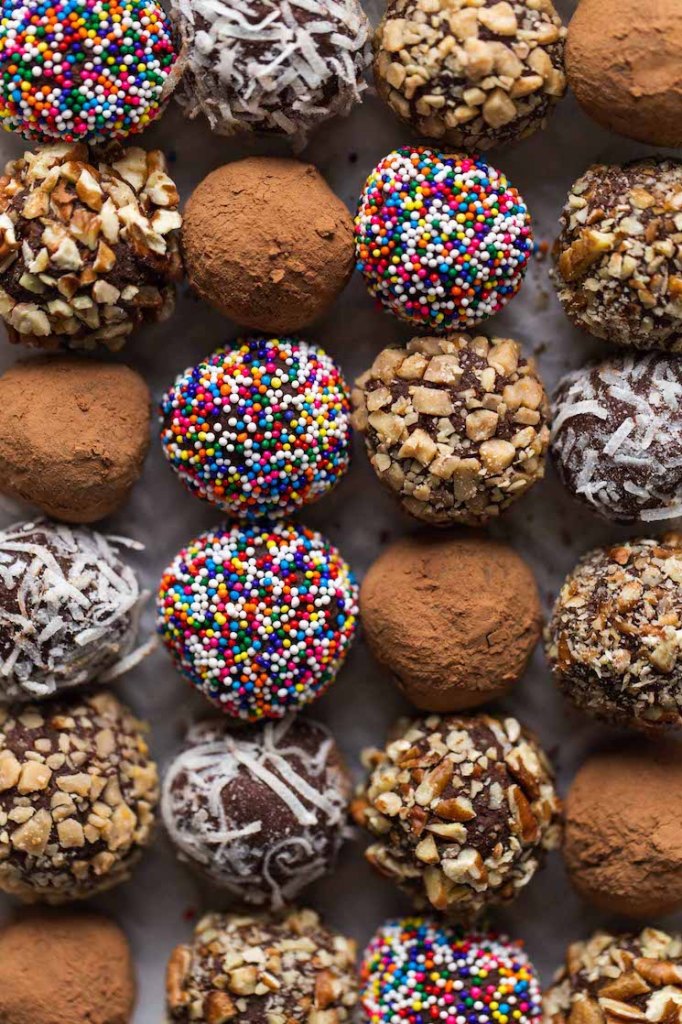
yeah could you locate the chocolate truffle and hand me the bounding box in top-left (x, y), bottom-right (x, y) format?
top-left (182, 158), bottom-right (354, 334)
top-left (545, 927), bottom-right (682, 1024)
top-left (0, 356), bottom-right (151, 523)
top-left (546, 537), bottom-right (682, 730)
top-left (362, 919), bottom-right (543, 1024)
top-left (564, 743), bottom-right (682, 918)
top-left (374, 0), bottom-right (566, 150)
top-left (360, 533), bottom-right (541, 712)
top-left (0, 518), bottom-right (146, 702)
top-left (0, 911), bottom-right (136, 1024)
top-left (352, 333), bottom-right (550, 526)
top-left (162, 716), bottom-right (351, 907)
top-left (160, 336), bottom-right (352, 520)
top-left (352, 714), bottom-right (562, 920)
top-left (170, 0), bottom-right (371, 145)
top-left (552, 159), bottom-right (682, 352)
top-left (0, 142), bottom-right (182, 350)
top-left (566, 0), bottom-right (682, 148)
top-left (551, 353), bottom-right (682, 523)
top-left (0, 690), bottom-right (159, 903)
top-left (166, 907), bottom-right (358, 1024)
top-left (157, 521), bottom-right (358, 721)
top-left (355, 148), bottom-right (533, 333)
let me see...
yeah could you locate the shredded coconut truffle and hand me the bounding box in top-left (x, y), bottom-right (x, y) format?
top-left (170, 0), bottom-right (371, 145)
top-left (0, 142), bottom-right (182, 350)
top-left (0, 519), bottom-right (147, 703)
top-left (374, 0), bottom-right (566, 150)
top-left (552, 158), bottom-right (682, 351)
top-left (166, 907), bottom-right (359, 1024)
top-left (162, 716), bottom-right (351, 908)
top-left (551, 352), bottom-right (682, 523)
top-left (352, 333), bottom-right (550, 526)
top-left (352, 713), bottom-right (562, 921)
top-left (544, 928), bottom-right (682, 1024)
top-left (546, 537), bottom-right (682, 729)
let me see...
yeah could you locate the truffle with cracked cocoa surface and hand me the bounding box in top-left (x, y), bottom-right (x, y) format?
top-left (360, 532), bottom-right (541, 712)
top-left (0, 356), bottom-right (151, 523)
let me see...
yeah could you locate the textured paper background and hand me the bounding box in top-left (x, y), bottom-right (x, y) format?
top-left (0, 1), bottom-right (678, 1017)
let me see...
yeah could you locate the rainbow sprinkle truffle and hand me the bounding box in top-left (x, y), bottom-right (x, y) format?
top-left (361, 919), bottom-right (542, 1024)
top-left (160, 337), bottom-right (352, 520)
top-left (355, 147), bottom-right (533, 332)
top-left (157, 521), bottom-right (358, 721)
top-left (0, 0), bottom-right (177, 142)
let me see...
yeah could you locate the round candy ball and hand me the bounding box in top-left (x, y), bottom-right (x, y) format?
top-left (374, 0), bottom-right (566, 150)
top-left (352, 333), bottom-right (549, 526)
top-left (0, 911), bottom-right (136, 1024)
top-left (551, 352), bottom-right (682, 523)
top-left (355, 147), bottom-right (533, 332)
top-left (353, 714), bottom-right (561, 919)
top-left (0, 0), bottom-right (178, 143)
top-left (182, 157), bottom-right (354, 335)
top-left (162, 716), bottom-right (350, 907)
top-left (564, 743), bottom-right (682, 918)
top-left (157, 521), bottom-right (359, 722)
top-left (546, 537), bottom-right (682, 730)
top-left (361, 919), bottom-right (543, 1024)
top-left (166, 908), bottom-right (359, 1024)
top-left (0, 143), bottom-right (183, 350)
top-left (552, 159), bottom-right (682, 352)
top-left (160, 337), bottom-right (352, 520)
top-left (0, 690), bottom-right (159, 903)
top-left (566, 0), bottom-right (682, 148)
top-left (0, 518), bottom-right (144, 703)
top-left (170, 0), bottom-right (371, 145)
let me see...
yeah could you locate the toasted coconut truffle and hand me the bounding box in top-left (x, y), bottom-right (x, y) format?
top-left (352, 333), bottom-right (549, 526)
top-left (546, 537), bottom-right (682, 729)
top-left (352, 714), bottom-right (562, 921)
top-left (0, 142), bottom-right (182, 350)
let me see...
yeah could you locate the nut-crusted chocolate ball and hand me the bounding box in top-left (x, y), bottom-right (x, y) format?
top-left (545, 928), bottom-right (682, 1024)
top-left (0, 690), bottom-right (159, 903)
top-left (0, 519), bottom-right (145, 703)
top-left (352, 714), bottom-right (562, 921)
top-left (351, 334), bottom-right (550, 526)
top-left (162, 716), bottom-right (351, 908)
top-left (552, 159), bottom-right (682, 352)
top-left (170, 0), bottom-right (371, 145)
top-left (551, 353), bottom-right (682, 523)
top-left (374, 0), bottom-right (566, 150)
top-left (0, 142), bottom-right (182, 350)
top-left (546, 537), bottom-right (682, 729)
top-left (166, 908), bottom-right (358, 1024)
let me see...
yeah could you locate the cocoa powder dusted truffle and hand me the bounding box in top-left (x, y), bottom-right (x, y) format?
top-left (352, 714), bottom-right (562, 921)
top-left (170, 0), bottom-right (371, 145)
top-left (0, 356), bottom-right (151, 524)
top-left (360, 533), bottom-right (542, 712)
top-left (564, 744), bottom-right (682, 918)
top-left (551, 353), bottom-right (682, 523)
top-left (0, 690), bottom-right (159, 903)
top-left (566, 0), bottom-right (682, 149)
top-left (374, 0), bottom-right (566, 150)
top-left (0, 142), bottom-right (182, 350)
top-left (0, 911), bottom-right (136, 1024)
top-left (552, 159), bottom-right (682, 352)
top-left (166, 907), bottom-right (358, 1024)
top-left (546, 537), bottom-right (682, 729)
top-left (544, 928), bottom-right (682, 1024)
top-left (182, 157), bottom-right (354, 335)
top-left (352, 333), bottom-right (550, 526)
top-left (162, 716), bottom-right (351, 908)
top-left (0, 519), bottom-right (146, 703)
